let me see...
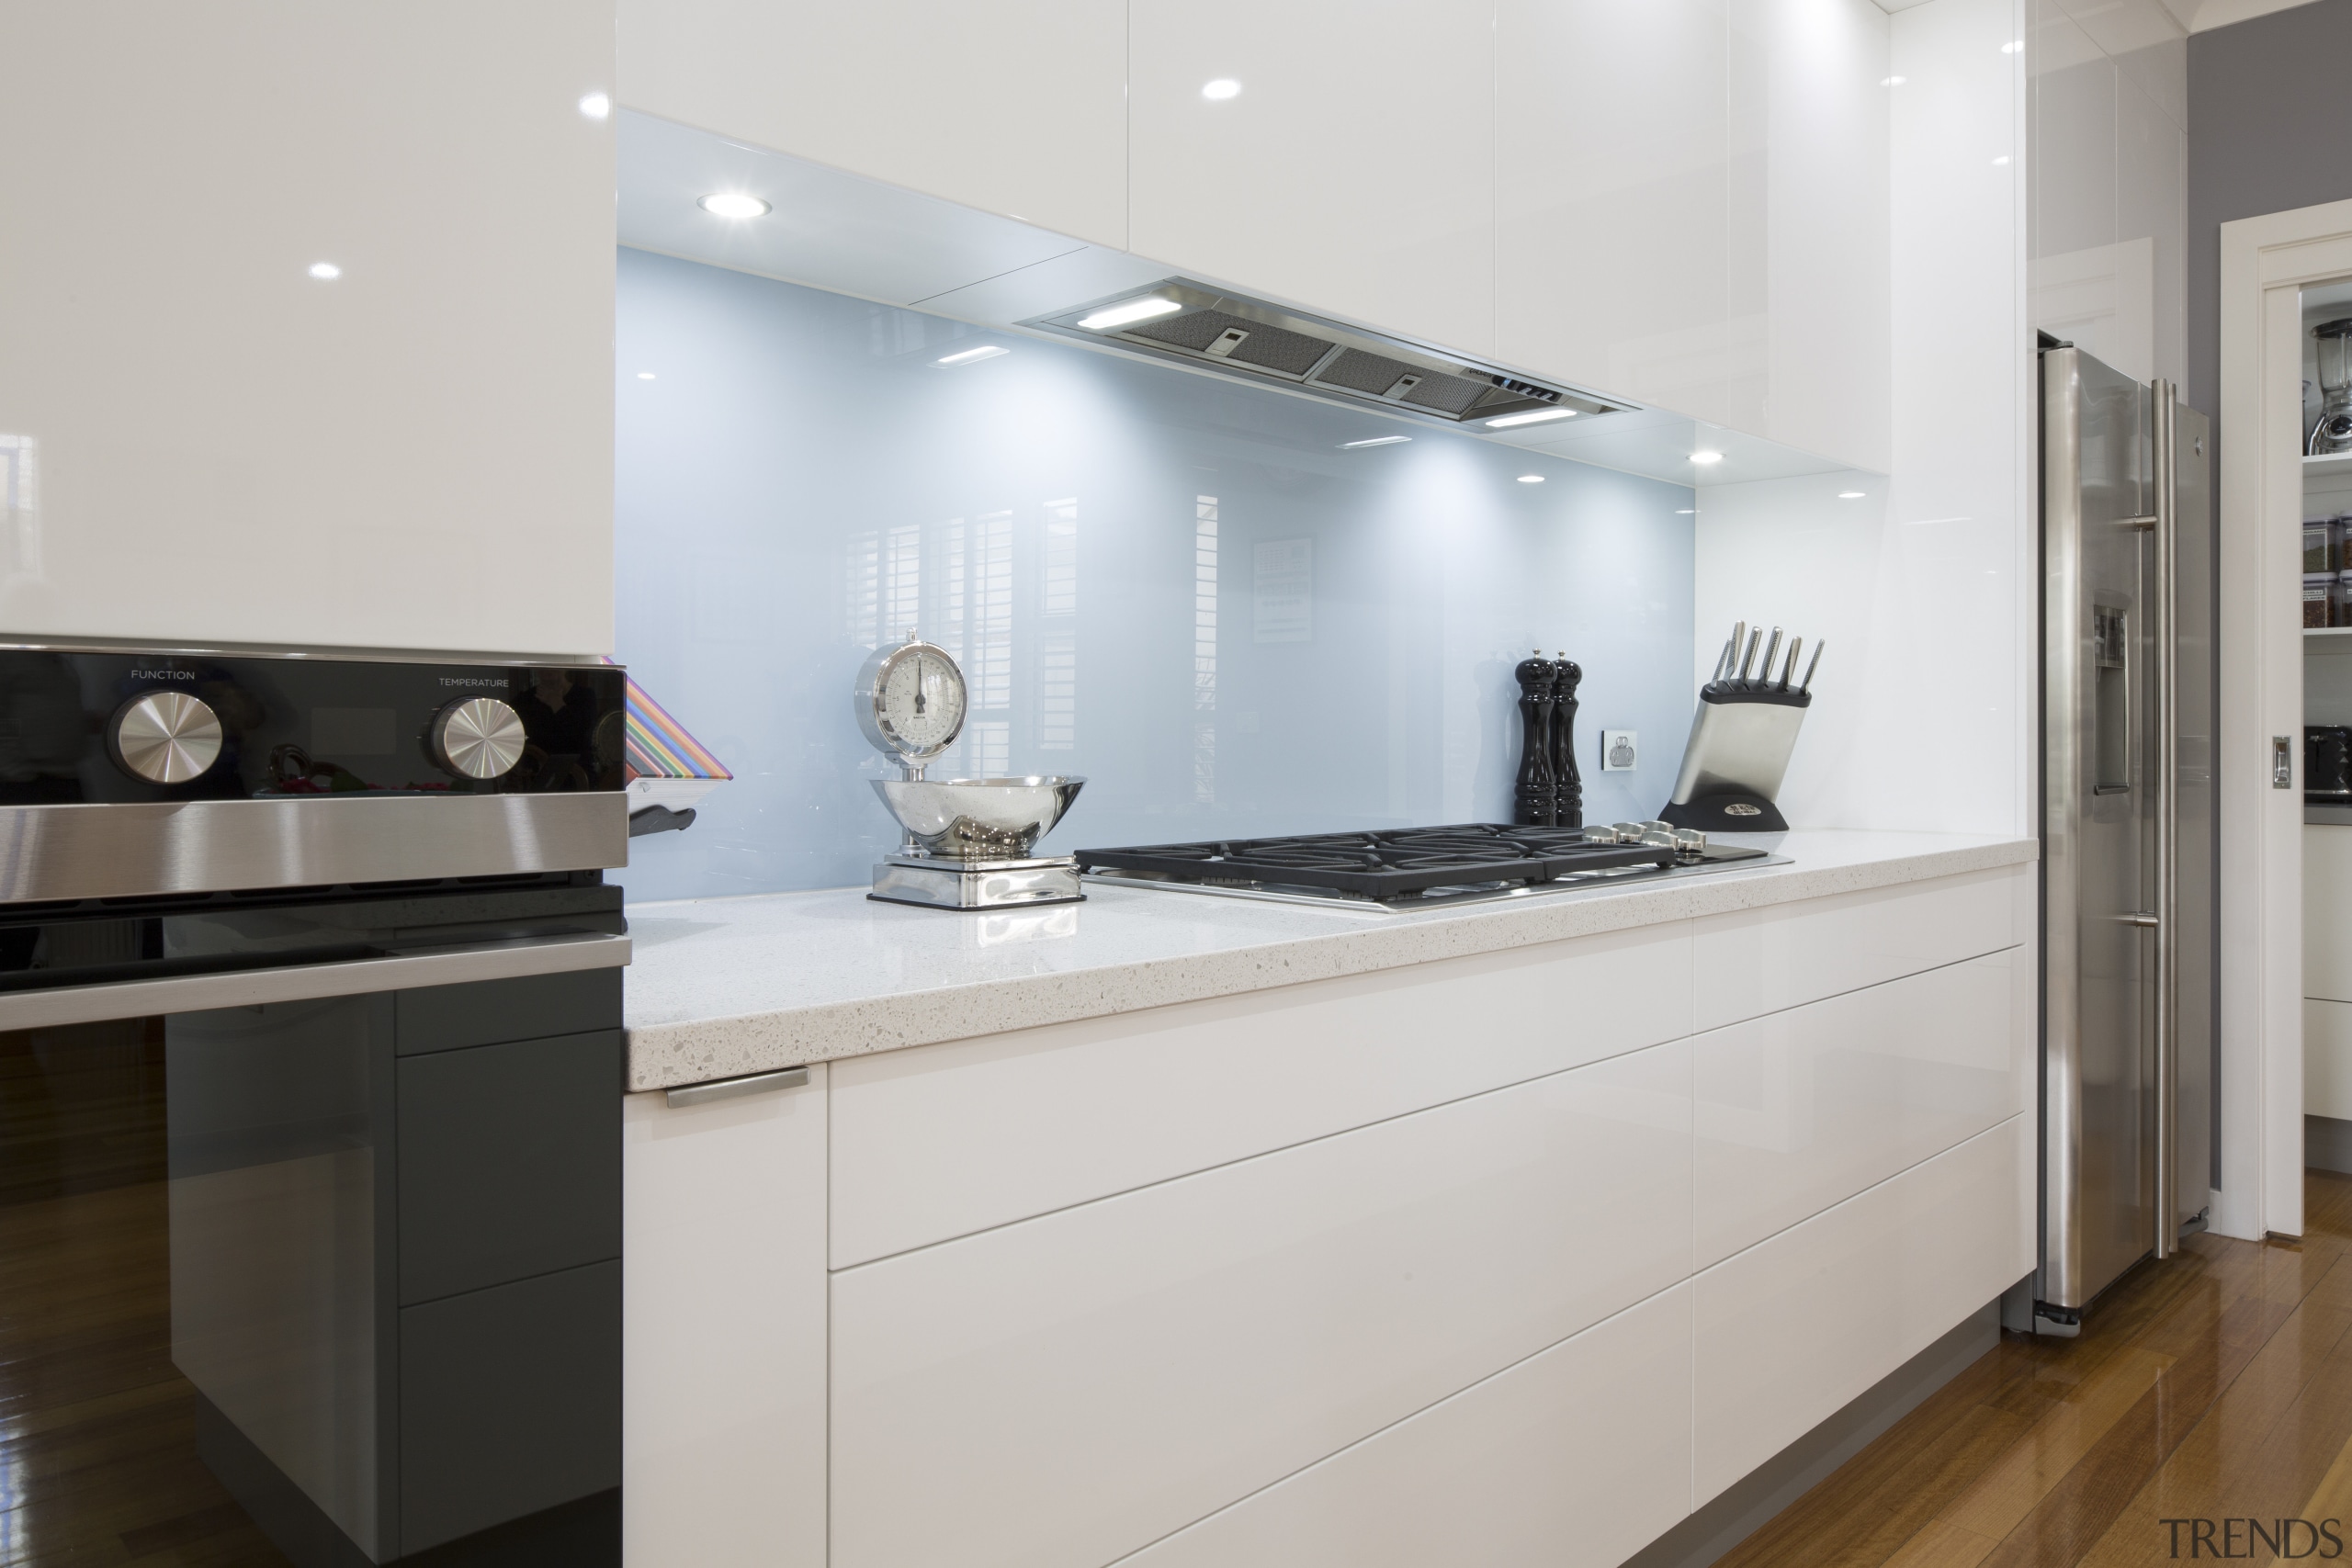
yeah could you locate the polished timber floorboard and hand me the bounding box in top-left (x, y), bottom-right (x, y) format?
top-left (1718, 1171), bottom-right (2352, 1568)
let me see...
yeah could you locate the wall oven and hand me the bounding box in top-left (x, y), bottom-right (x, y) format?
top-left (0, 645), bottom-right (629, 1567)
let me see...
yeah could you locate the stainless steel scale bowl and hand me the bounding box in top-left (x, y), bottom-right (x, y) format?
top-left (854, 640), bottom-right (1087, 908)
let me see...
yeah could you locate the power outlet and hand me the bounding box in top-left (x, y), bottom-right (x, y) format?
top-left (1600, 730), bottom-right (1637, 772)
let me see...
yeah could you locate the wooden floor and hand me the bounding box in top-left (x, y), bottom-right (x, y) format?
top-left (1721, 1169), bottom-right (2352, 1568)
top-left (0, 1024), bottom-right (292, 1568)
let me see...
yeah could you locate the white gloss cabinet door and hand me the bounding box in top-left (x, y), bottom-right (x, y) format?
top-left (2305, 999), bottom-right (2352, 1122)
top-left (616, 0), bottom-right (1127, 251)
top-left (829, 922), bottom-right (1694, 1266)
top-left (830, 1041), bottom-right (1695, 1568)
top-left (2303, 827), bottom-right (2352, 1003)
top-left (622, 1072), bottom-right (826, 1568)
top-left (1694, 948), bottom-right (2030, 1267)
top-left (0, 3), bottom-right (615, 656)
top-left (1121, 1286), bottom-right (1695, 1568)
top-left (1127, 0), bottom-right (1496, 357)
top-left (1693, 865), bottom-right (2024, 1032)
top-left (1691, 1114), bottom-right (2031, 1505)
top-left (1496, 1), bottom-right (1736, 426)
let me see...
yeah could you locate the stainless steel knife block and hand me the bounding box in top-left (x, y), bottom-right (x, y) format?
top-left (1660, 684), bottom-right (1812, 832)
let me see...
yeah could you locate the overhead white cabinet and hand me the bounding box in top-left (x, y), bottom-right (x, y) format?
top-left (616, 0), bottom-right (1128, 251)
top-left (0, 2), bottom-right (616, 655)
top-left (1126, 0), bottom-right (1497, 356)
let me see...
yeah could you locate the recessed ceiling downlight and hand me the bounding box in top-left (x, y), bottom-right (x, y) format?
top-left (1202, 78), bottom-right (1241, 100)
top-left (579, 91), bottom-right (612, 119)
top-left (1690, 450), bottom-right (1724, 466)
top-left (308, 262), bottom-right (341, 280)
top-left (698, 192), bottom-right (771, 219)
top-left (1485, 408), bottom-right (1578, 429)
top-left (1077, 296), bottom-right (1183, 331)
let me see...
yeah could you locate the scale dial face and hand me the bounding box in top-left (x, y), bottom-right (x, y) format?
top-left (854, 639), bottom-right (967, 763)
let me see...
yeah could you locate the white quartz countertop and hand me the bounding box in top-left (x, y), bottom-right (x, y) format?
top-left (620, 829), bottom-right (2037, 1090)
top-left (630, 831), bottom-right (2041, 1090)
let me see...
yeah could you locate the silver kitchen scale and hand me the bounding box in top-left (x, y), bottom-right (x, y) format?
top-left (854, 637), bottom-right (1087, 909)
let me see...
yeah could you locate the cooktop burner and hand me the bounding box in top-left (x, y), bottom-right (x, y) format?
top-left (1074, 823), bottom-right (1778, 909)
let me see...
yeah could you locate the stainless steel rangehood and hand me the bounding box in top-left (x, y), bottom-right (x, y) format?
top-left (1024, 280), bottom-right (1628, 427)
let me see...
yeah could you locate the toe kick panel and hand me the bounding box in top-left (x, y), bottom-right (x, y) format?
top-left (829, 1039), bottom-right (1695, 1568)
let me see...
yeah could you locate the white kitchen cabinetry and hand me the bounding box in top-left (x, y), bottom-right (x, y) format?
top-left (1693, 947), bottom-right (2032, 1268)
top-left (829, 1040), bottom-right (1694, 1568)
top-left (1118, 1285), bottom-right (1696, 1568)
top-left (0, 3), bottom-right (616, 655)
top-left (1495, 0), bottom-right (1891, 472)
top-left (1125, 0), bottom-right (1497, 357)
top-left (1691, 1114), bottom-right (2032, 1504)
top-left (2303, 827), bottom-right (2352, 1118)
top-left (616, 0), bottom-right (1126, 251)
top-left (1693, 863), bottom-right (2027, 1031)
top-left (622, 1071), bottom-right (827, 1568)
top-left (827, 920), bottom-right (1693, 1266)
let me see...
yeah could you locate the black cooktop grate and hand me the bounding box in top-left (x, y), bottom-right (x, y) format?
top-left (1075, 823), bottom-right (1732, 898)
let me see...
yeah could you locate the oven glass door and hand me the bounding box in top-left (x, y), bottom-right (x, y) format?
top-left (2, 968), bottom-right (623, 1566)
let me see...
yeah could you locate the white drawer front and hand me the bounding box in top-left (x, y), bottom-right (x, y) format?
top-left (2306, 998), bottom-right (2352, 1122)
top-left (1121, 1284), bottom-right (1693, 1568)
top-left (1693, 864), bottom-right (2024, 1032)
top-left (1690, 1113), bottom-right (2031, 1505)
top-left (831, 1040), bottom-right (1695, 1568)
top-left (1694, 948), bottom-right (2030, 1267)
top-left (830, 921), bottom-right (1692, 1267)
top-left (2305, 826), bottom-right (2352, 1003)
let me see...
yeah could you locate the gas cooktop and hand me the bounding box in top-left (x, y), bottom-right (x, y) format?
top-left (1073, 823), bottom-right (1782, 911)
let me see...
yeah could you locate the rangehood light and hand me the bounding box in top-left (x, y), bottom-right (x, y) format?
top-left (697, 192), bottom-right (771, 219)
top-left (1484, 409), bottom-right (1577, 429)
top-left (1077, 297), bottom-right (1183, 331)
top-left (936, 344), bottom-right (1010, 366)
top-left (1340, 435), bottom-right (1411, 449)
top-left (1690, 450), bottom-right (1724, 466)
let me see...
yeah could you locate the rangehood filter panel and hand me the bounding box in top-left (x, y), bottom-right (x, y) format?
top-left (1024, 283), bottom-right (1625, 427)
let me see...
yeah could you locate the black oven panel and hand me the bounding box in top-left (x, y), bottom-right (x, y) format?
top-left (0, 649), bottom-right (626, 804)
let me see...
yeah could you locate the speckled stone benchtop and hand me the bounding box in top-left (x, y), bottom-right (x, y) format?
top-left (619, 829), bottom-right (2038, 1091)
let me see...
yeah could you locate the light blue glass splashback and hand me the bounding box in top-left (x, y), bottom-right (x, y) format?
top-left (615, 248), bottom-right (1696, 901)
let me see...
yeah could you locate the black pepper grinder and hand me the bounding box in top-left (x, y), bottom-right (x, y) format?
top-left (1514, 650), bottom-right (1557, 826)
top-left (1551, 653), bottom-right (1583, 829)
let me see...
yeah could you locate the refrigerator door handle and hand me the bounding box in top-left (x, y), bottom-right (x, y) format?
top-left (2153, 378), bottom-right (2180, 1261)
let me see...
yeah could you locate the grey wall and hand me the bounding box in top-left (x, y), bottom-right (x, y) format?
top-left (2188, 0), bottom-right (2352, 427)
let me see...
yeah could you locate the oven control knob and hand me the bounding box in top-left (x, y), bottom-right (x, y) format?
top-left (431, 697), bottom-right (526, 780)
top-left (109, 690), bottom-right (223, 784)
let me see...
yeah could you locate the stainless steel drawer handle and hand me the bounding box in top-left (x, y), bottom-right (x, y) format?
top-left (2121, 911), bottom-right (2161, 928)
top-left (664, 1066), bottom-right (809, 1108)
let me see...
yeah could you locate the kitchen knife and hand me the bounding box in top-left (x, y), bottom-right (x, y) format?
top-left (1778, 636), bottom-right (1803, 691)
top-left (1758, 627), bottom-right (1782, 686)
top-left (1800, 641), bottom-right (1824, 694)
top-left (1737, 628), bottom-right (1762, 682)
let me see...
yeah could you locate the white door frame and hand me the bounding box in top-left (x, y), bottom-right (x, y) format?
top-left (2215, 198), bottom-right (2352, 1240)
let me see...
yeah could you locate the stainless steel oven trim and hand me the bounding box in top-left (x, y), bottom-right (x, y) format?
top-left (0, 793), bottom-right (627, 902)
top-left (0, 636), bottom-right (612, 667)
top-left (0, 930), bottom-right (629, 1032)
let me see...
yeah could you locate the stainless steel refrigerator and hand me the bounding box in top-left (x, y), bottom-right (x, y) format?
top-left (2033, 343), bottom-right (2214, 1334)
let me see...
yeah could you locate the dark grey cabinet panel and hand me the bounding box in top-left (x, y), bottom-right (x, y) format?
top-left (395, 967), bottom-right (622, 1055)
top-left (396, 1030), bottom-right (621, 1305)
top-left (399, 1260), bottom-right (622, 1554)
